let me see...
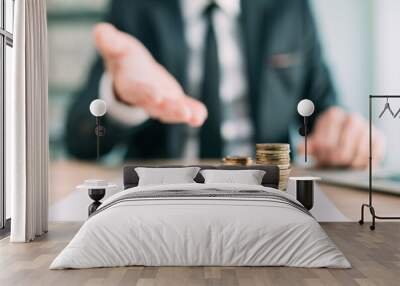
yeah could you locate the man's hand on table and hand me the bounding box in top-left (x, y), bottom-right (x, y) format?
top-left (94, 23), bottom-right (207, 127)
top-left (297, 107), bottom-right (386, 169)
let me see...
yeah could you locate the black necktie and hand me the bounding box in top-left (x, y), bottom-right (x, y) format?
top-left (200, 3), bottom-right (222, 158)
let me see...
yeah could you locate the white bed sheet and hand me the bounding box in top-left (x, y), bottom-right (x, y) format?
top-left (50, 183), bottom-right (350, 269)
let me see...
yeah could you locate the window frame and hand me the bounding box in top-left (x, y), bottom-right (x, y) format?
top-left (0, 0), bottom-right (13, 232)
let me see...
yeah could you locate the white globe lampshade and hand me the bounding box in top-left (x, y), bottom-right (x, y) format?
top-left (297, 99), bottom-right (315, 117)
top-left (90, 99), bottom-right (107, 117)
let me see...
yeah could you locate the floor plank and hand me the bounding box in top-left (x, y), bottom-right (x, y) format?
top-left (1, 222), bottom-right (399, 286)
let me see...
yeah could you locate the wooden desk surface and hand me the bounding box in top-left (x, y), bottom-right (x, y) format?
top-left (50, 160), bottom-right (400, 221)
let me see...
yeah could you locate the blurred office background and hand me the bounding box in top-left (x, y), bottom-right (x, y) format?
top-left (47, 0), bottom-right (400, 167)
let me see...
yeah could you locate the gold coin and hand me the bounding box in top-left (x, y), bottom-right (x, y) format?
top-left (256, 152), bottom-right (290, 156)
top-left (256, 159), bottom-right (291, 164)
top-left (223, 156), bottom-right (252, 161)
top-left (256, 153), bottom-right (289, 156)
top-left (256, 156), bottom-right (290, 160)
top-left (276, 164), bottom-right (291, 169)
top-left (256, 143), bottom-right (290, 150)
top-left (222, 156), bottom-right (253, 166)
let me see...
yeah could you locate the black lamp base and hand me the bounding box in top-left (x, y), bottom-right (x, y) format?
top-left (296, 180), bottom-right (314, 211)
top-left (88, 188), bottom-right (106, 216)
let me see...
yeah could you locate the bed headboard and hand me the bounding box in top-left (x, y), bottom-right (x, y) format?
top-left (123, 165), bottom-right (280, 189)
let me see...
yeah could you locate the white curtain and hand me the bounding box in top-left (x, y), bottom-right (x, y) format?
top-left (7, 0), bottom-right (49, 242)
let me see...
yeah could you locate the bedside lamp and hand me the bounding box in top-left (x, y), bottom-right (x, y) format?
top-left (297, 99), bottom-right (314, 162)
top-left (80, 100), bottom-right (113, 216)
top-left (89, 99), bottom-right (107, 160)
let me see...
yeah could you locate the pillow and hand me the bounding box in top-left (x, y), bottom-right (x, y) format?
top-left (135, 167), bottom-right (201, 186)
top-left (200, 169), bottom-right (266, 185)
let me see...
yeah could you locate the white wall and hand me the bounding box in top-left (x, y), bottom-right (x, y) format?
top-left (311, 0), bottom-right (400, 168)
top-left (310, 0), bottom-right (373, 115)
top-left (372, 0), bottom-right (400, 168)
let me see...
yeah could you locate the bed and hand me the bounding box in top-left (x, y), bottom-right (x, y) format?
top-left (50, 165), bottom-right (350, 269)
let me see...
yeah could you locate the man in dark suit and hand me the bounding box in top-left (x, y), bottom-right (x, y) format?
top-left (66, 0), bottom-right (385, 168)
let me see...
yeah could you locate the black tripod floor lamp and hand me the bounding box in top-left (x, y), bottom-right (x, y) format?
top-left (359, 95), bottom-right (400, 230)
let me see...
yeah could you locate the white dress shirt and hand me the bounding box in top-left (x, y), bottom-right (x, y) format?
top-left (100, 0), bottom-right (253, 158)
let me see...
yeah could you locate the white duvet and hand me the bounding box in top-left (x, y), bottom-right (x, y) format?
top-left (50, 183), bottom-right (350, 269)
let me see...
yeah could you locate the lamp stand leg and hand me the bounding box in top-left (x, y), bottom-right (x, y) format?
top-left (96, 117), bottom-right (100, 160)
top-left (359, 204), bottom-right (366, 225)
top-left (304, 116), bottom-right (307, 162)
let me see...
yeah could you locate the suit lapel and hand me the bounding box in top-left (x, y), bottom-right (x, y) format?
top-left (152, 0), bottom-right (188, 89)
top-left (152, 0), bottom-right (189, 157)
top-left (241, 0), bottom-right (271, 139)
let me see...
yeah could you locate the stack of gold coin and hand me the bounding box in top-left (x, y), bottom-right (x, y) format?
top-left (255, 144), bottom-right (291, 191)
top-left (222, 156), bottom-right (253, 166)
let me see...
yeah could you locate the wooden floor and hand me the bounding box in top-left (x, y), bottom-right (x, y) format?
top-left (1, 222), bottom-right (400, 286)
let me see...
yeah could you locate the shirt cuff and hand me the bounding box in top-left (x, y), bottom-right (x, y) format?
top-left (99, 72), bottom-right (149, 126)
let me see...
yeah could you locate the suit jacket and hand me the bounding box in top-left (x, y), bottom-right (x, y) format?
top-left (65, 0), bottom-right (337, 160)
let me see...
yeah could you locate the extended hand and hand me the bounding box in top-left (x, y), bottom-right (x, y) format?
top-left (297, 107), bottom-right (386, 168)
top-left (94, 23), bottom-right (207, 127)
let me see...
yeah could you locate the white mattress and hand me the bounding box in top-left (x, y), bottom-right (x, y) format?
top-left (50, 183), bottom-right (350, 269)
